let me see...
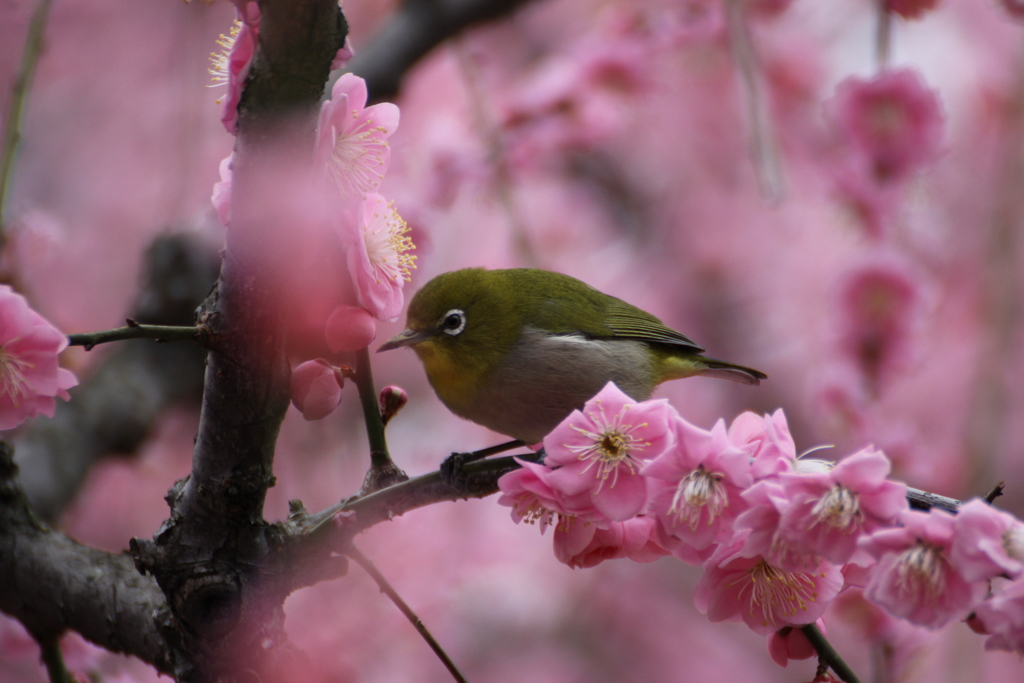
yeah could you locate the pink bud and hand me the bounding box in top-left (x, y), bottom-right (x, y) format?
top-left (290, 359), bottom-right (345, 421)
top-left (379, 385), bottom-right (409, 426)
top-left (325, 305), bottom-right (376, 353)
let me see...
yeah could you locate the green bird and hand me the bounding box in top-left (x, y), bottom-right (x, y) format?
top-left (378, 268), bottom-right (766, 444)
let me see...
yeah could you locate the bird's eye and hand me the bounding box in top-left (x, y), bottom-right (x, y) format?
top-left (440, 309), bottom-right (466, 336)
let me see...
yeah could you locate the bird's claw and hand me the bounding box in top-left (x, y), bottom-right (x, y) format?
top-left (440, 451), bottom-right (471, 487)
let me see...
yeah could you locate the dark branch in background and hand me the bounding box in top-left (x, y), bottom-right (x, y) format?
top-left (0, 444), bottom-right (176, 675)
top-left (346, 0), bottom-right (539, 104)
top-left (14, 234), bottom-right (217, 523)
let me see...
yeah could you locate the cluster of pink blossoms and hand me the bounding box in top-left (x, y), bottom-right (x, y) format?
top-left (208, 6), bottom-right (410, 421)
top-left (0, 286), bottom-right (77, 430)
top-left (497, 382), bottom-right (1024, 663)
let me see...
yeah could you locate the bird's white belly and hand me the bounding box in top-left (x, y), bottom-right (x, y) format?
top-left (455, 328), bottom-right (656, 444)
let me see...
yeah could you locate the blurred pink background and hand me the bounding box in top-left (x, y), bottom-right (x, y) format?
top-left (3, 0), bottom-right (1024, 680)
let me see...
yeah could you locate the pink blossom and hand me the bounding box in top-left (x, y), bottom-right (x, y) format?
top-left (974, 578), bottom-right (1024, 655)
top-left (543, 382), bottom-right (675, 522)
top-left (950, 499), bottom-right (1024, 582)
top-left (331, 38), bottom-right (354, 71)
top-left (694, 538), bottom-right (844, 635)
top-left (726, 409), bottom-right (797, 480)
top-left (341, 194), bottom-right (416, 322)
top-left (316, 74), bottom-right (400, 200)
top-left (827, 69), bottom-right (944, 183)
top-left (553, 515), bottom-right (668, 568)
top-left (776, 446), bottom-right (908, 566)
top-left (0, 287), bottom-right (77, 430)
top-left (832, 254), bottom-right (929, 392)
top-left (885, 0), bottom-right (940, 19)
top-left (211, 154), bottom-right (233, 228)
top-left (735, 480), bottom-right (821, 571)
top-left (497, 461), bottom-right (560, 529)
top-left (289, 359), bottom-right (345, 421)
top-left (324, 305), bottom-right (376, 352)
top-left (643, 415), bottom-right (753, 560)
top-left (767, 619), bottom-right (825, 667)
top-left (861, 508), bottom-right (988, 629)
top-left (209, 4), bottom-right (260, 136)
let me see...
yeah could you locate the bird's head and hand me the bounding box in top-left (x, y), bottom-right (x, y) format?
top-left (378, 268), bottom-right (523, 376)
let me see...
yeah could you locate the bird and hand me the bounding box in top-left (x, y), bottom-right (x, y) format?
top-left (378, 267), bottom-right (766, 444)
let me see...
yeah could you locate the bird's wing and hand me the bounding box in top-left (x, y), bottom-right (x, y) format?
top-left (601, 299), bottom-right (706, 352)
top-left (534, 287), bottom-right (706, 353)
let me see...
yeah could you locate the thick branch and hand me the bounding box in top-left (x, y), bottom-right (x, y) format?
top-left (347, 0), bottom-right (539, 103)
top-left (0, 443), bottom-right (174, 674)
top-left (127, 3), bottom-right (349, 681)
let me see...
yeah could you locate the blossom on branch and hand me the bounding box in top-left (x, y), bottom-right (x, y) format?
top-left (316, 74), bottom-right (400, 201)
top-left (543, 382), bottom-right (675, 522)
top-left (209, 4), bottom-right (260, 135)
top-left (951, 499), bottom-right (1024, 582)
top-left (0, 288), bottom-right (77, 430)
top-left (861, 508), bottom-right (988, 629)
top-left (290, 359), bottom-right (345, 421)
top-left (694, 536), bottom-right (843, 635)
top-left (643, 415), bottom-right (753, 563)
top-left (775, 446), bottom-right (908, 566)
top-left (341, 194), bottom-right (416, 322)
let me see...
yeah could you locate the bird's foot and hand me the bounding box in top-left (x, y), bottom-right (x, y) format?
top-left (440, 439), bottom-right (527, 487)
top-left (440, 451), bottom-right (474, 488)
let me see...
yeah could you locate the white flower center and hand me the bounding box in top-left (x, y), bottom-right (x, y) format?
top-left (1003, 525), bottom-right (1024, 561)
top-left (734, 560), bottom-right (821, 628)
top-left (0, 346), bottom-right (32, 406)
top-left (670, 466), bottom-right (727, 531)
top-left (566, 401), bottom-right (649, 492)
top-left (810, 485), bottom-right (861, 533)
top-left (362, 202), bottom-right (416, 284)
top-left (207, 20), bottom-right (242, 101)
top-left (328, 113), bottom-right (391, 198)
top-left (895, 542), bottom-right (946, 601)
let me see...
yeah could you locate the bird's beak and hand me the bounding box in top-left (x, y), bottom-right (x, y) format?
top-left (378, 328), bottom-right (431, 352)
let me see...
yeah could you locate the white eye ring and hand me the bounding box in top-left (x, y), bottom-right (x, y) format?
top-left (440, 309), bottom-right (467, 336)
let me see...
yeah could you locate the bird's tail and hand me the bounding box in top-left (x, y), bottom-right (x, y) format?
top-left (696, 356), bottom-right (768, 385)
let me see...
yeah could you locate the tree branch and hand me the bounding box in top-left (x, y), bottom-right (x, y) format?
top-left (67, 322), bottom-right (208, 351)
top-left (0, 443), bottom-right (175, 675)
top-left (347, 0), bottom-right (540, 103)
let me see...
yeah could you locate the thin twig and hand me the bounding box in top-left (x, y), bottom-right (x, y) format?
top-left (38, 637), bottom-right (70, 683)
top-left (346, 545), bottom-right (468, 683)
top-left (724, 0), bottom-right (785, 204)
top-left (875, 1), bottom-right (892, 71)
top-left (984, 481), bottom-right (1006, 504)
top-left (801, 623), bottom-right (862, 683)
top-left (905, 486), bottom-right (960, 513)
top-left (0, 0), bottom-right (54, 237)
top-left (353, 347), bottom-right (408, 492)
top-left (67, 322), bottom-right (208, 350)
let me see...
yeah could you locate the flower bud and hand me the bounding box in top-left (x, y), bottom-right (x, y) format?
top-left (290, 359), bottom-right (345, 421)
top-left (325, 305), bottom-right (376, 353)
top-left (379, 385), bottom-right (408, 426)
